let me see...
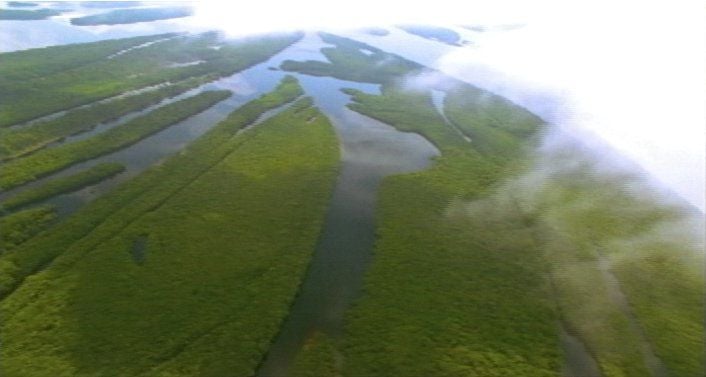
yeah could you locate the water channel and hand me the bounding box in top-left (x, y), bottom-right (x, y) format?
top-left (257, 46), bottom-right (439, 375)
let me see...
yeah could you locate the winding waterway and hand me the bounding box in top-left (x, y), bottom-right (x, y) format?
top-left (596, 253), bottom-right (669, 377)
top-left (431, 89), bottom-right (472, 142)
top-left (559, 323), bottom-right (602, 377)
top-left (257, 70), bottom-right (439, 376)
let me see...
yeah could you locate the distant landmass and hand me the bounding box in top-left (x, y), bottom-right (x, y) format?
top-left (79, 1), bottom-right (143, 8)
top-left (71, 6), bottom-right (193, 26)
top-left (0, 8), bottom-right (60, 20)
top-left (7, 1), bottom-right (38, 7)
top-left (361, 27), bottom-right (389, 36)
top-left (398, 24), bottom-right (463, 46)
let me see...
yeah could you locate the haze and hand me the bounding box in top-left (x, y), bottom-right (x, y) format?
top-left (192, 0), bottom-right (705, 211)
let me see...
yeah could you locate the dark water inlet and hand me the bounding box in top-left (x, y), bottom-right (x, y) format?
top-left (431, 89), bottom-right (472, 143)
top-left (131, 234), bottom-right (148, 264)
top-left (559, 323), bottom-right (602, 377)
top-left (596, 254), bottom-right (669, 377)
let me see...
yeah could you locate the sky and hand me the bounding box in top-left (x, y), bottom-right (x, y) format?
top-left (188, 0), bottom-right (705, 211)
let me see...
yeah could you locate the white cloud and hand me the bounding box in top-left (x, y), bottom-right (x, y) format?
top-left (188, 0), bottom-right (541, 36)
top-left (189, 0), bottom-right (705, 210)
top-left (434, 0), bottom-right (705, 211)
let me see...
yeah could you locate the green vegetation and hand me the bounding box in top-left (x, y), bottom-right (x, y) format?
top-left (537, 199), bottom-right (653, 377)
top-left (0, 33), bottom-right (174, 83)
top-left (398, 25), bottom-right (462, 45)
top-left (0, 8), bottom-right (60, 20)
top-left (0, 205), bottom-right (56, 254)
top-left (340, 86), bottom-right (558, 377)
top-left (283, 33), bottom-right (701, 377)
top-left (0, 76), bottom-right (211, 160)
top-left (1, 25), bottom-right (698, 377)
top-left (0, 76), bottom-right (341, 376)
top-left (0, 31), bottom-right (302, 127)
top-left (512, 163), bottom-right (705, 377)
top-left (0, 90), bottom-right (231, 190)
top-left (444, 86), bottom-right (543, 162)
top-left (71, 6), bottom-right (193, 26)
top-left (343, 86), bottom-right (701, 377)
top-left (0, 77), bottom-right (301, 300)
top-left (406, 146), bottom-right (704, 377)
top-left (282, 31), bottom-right (534, 160)
top-left (612, 242), bottom-right (704, 376)
top-left (1, 163), bottom-right (125, 212)
top-left (282, 32), bottom-right (421, 83)
top-left (287, 34), bottom-right (557, 375)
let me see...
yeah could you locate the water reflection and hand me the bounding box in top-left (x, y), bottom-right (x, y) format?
top-left (257, 35), bottom-right (439, 377)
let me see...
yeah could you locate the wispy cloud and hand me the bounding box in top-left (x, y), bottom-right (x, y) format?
top-left (188, 0), bottom-right (705, 210)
